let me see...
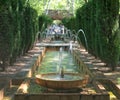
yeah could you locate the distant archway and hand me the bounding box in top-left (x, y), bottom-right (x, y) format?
top-left (45, 9), bottom-right (73, 20)
top-left (44, 0), bottom-right (74, 20)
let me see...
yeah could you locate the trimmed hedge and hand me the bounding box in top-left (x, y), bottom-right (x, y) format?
top-left (38, 14), bottom-right (53, 32)
top-left (0, 0), bottom-right (39, 70)
top-left (0, 0), bottom-right (53, 71)
top-left (62, 0), bottom-right (120, 70)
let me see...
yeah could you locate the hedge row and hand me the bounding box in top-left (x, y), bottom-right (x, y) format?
top-left (0, 0), bottom-right (52, 71)
top-left (62, 0), bottom-right (120, 70)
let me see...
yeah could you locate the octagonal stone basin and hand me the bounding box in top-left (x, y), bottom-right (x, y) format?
top-left (36, 73), bottom-right (89, 90)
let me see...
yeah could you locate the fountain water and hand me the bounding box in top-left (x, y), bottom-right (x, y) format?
top-left (59, 47), bottom-right (64, 78)
top-left (35, 27), bottom-right (89, 90)
top-left (76, 29), bottom-right (88, 50)
top-left (69, 41), bottom-right (73, 53)
top-left (64, 28), bottom-right (88, 51)
top-left (35, 47), bottom-right (89, 90)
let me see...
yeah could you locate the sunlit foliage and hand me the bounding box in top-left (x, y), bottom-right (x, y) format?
top-left (28, 0), bottom-right (85, 15)
top-left (63, 0), bottom-right (120, 70)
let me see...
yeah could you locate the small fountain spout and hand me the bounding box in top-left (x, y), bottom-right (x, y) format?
top-left (69, 41), bottom-right (73, 53)
top-left (60, 66), bottom-right (64, 78)
top-left (77, 29), bottom-right (88, 50)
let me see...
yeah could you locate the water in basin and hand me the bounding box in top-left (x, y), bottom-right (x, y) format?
top-left (36, 51), bottom-right (77, 74)
top-left (35, 48), bottom-right (88, 89)
top-left (37, 74), bottom-right (83, 81)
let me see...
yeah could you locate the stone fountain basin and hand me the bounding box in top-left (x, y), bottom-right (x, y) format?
top-left (35, 73), bottom-right (89, 90)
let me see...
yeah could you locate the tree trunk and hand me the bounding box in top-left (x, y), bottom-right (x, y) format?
top-left (84, 0), bottom-right (88, 3)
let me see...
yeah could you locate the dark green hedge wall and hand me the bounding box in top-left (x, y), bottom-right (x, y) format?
top-left (0, 1), bottom-right (13, 70)
top-left (38, 14), bottom-right (53, 32)
top-left (38, 14), bottom-right (53, 40)
top-left (0, 0), bottom-right (39, 70)
top-left (62, 17), bottom-right (79, 30)
top-left (62, 0), bottom-right (120, 70)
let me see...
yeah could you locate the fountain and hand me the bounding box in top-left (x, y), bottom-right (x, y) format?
top-left (76, 29), bottom-right (88, 50)
top-left (36, 73), bottom-right (88, 90)
top-left (14, 27), bottom-right (110, 100)
top-left (35, 45), bottom-right (89, 90)
top-left (59, 47), bottom-right (64, 78)
top-left (69, 41), bottom-right (73, 52)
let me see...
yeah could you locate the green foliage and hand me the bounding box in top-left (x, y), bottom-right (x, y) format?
top-left (62, 17), bottom-right (78, 30)
top-left (0, 1), bottom-right (12, 70)
top-left (0, 0), bottom-right (40, 70)
top-left (23, 5), bottom-right (38, 52)
top-left (39, 14), bottom-right (53, 31)
top-left (0, 0), bottom-right (53, 71)
top-left (29, 0), bottom-right (45, 15)
top-left (63, 0), bottom-right (120, 70)
top-left (0, 0), bottom-right (119, 71)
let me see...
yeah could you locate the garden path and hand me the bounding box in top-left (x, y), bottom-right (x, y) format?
top-left (0, 41), bottom-right (120, 99)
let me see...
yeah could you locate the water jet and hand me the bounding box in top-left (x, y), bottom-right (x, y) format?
top-left (35, 42), bottom-right (89, 90)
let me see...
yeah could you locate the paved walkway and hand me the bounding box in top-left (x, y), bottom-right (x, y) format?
top-left (0, 46), bottom-right (44, 78)
top-left (0, 43), bottom-right (45, 100)
top-left (77, 45), bottom-right (120, 99)
top-left (79, 45), bottom-right (120, 84)
top-left (0, 41), bottom-right (120, 99)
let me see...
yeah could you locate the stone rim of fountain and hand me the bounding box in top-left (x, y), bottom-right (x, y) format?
top-left (35, 73), bottom-right (89, 90)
